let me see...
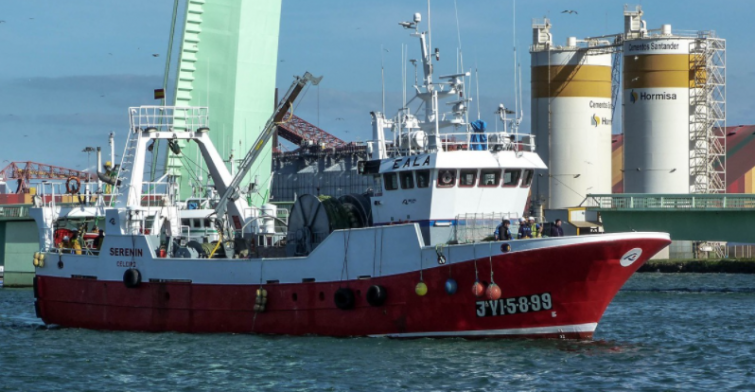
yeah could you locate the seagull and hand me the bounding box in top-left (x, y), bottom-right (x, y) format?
top-left (152, 54), bottom-right (159, 57)
top-left (561, 10), bottom-right (578, 14)
top-left (335, 117), bottom-right (345, 121)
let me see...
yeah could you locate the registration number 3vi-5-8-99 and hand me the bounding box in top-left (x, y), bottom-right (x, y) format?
top-left (475, 293), bottom-right (552, 317)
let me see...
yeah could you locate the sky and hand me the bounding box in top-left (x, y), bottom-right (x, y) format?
top-left (1, 0), bottom-right (754, 172)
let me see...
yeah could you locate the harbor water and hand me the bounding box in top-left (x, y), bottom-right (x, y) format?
top-left (1, 273), bottom-right (754, 391)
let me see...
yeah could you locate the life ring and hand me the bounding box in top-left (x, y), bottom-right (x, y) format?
top-left (65, 176), bottom-right (81, 194)
top-left (334, 287), bottom-right (355, 310)
top-left (366, 285), bottom-right (387, 307)
top-left (438, 170), bottom-right (455, 186)
top-left (123, 268), bottom-right (142, 288)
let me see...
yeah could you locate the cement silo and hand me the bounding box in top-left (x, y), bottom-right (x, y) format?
top-left (622, 5), bottom-right (727, 193)
top-left (531, 19), bottom-right (613, 210)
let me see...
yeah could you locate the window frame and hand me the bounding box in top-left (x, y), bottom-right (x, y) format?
top-left (415, 170), bottom-right (431, 188)
top-left (384, 172), bottom-right (399, 191)
top-left (458, 169), bottom-right (478, 188)
top-left (399, 171), bottom-right (415, 189)
top-left (502, 169), bottom-right (522, 187)
top-left (521, 169), bottom-right (535, 187)
top-left (436, 169), bottom-right (457, 188)
top-left (478, 169), bottom-right (501, 187)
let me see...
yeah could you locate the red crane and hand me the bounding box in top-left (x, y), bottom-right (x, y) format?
top-left (0, 161), bottom-right (93, 194)
top-left (276, 114), bottom-right (347, 149)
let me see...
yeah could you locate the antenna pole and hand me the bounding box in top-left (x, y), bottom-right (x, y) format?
top-left (427, 0), bottom-right (432, 66)
top-left (513, 0), bottom-right (518, 119)
top-left (381, 44), bottom-right (386, 115)
top-left (475, 65), bottom-right (481, 120)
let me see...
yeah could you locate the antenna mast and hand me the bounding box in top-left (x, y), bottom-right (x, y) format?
top-left (513, 0), bottom-right (518, 120)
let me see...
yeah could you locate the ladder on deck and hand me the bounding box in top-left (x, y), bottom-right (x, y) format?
top-left (113, 128), bottom-right (141, 204)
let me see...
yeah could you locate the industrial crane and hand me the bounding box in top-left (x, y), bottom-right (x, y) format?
top-left (0, 161), bottom-right (93, 194)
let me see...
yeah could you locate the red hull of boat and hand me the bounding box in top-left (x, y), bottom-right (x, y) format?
top-left (34, 237), bottom-right (668, 339)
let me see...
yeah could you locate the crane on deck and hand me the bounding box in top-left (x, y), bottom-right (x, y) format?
top-left (212, 71), bottom-right (322, 237)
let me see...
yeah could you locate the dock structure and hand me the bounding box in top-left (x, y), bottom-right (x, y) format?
top-left (583, 193), bottom-right (755, 242)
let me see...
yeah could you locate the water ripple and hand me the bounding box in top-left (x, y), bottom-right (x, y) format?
top-left (2, 273), bottom-right (755, 391)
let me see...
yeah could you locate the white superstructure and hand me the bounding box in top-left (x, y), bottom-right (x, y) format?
top-left (530, 19), bottom-right (612, 210)
top-left (364, 12), bottom-right (545, 245)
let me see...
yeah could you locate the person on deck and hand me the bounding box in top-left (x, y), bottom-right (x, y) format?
top-left (494, 219), bottom-right (513, 241)
top-left (70, 231), bottom-right (82, 255)
top-left (529, 217), bottom-right (541, 238)
top-left (59, 235), bottom-right (72, 252)
top-left (550, 219), bottom-right (565, 237)
top-left (518, 218), bottom-right (532, 239)
top-left (93, 229), bottom-right (105, 251)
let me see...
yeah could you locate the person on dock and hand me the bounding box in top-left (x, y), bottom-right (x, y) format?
top-left (518, 218), bottom-right (532, 239)
top-left (494, 219), bottom-right (512, 241)
top-left (550, 219), bottom-right (564, 237)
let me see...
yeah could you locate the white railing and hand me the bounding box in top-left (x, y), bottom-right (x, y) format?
top-left (128, 106), bottom-right (209, 132)
top-left (385, 132), bottom-right (536, 157)
top-left (141, 181), bottom-right (173, 207)
top-left (454, 212), bottom-right (522, 244)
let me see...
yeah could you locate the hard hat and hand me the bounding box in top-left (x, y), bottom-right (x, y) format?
top-left (63, 236), bottom-right (69, 241)
top-left (520, 218), bottom-right (526, 222)
top-left (105, 161), bottom-right (112, 168)
top-left (528, 217), bottom-right (535, 221)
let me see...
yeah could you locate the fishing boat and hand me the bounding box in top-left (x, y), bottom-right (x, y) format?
top-left (30, 12), bottom-right (669, 339)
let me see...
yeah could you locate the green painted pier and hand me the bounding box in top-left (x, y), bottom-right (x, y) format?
top-left (0, 205), bottom-right (42, 287)
top-left (583, 194), bottom-right (755, 242)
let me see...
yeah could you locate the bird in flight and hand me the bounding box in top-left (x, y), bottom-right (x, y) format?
top-left (561, 10), bottom-right (578, 14)
top-left (335, 117), bottom-right (345, 121)
top-left (0, 20), bottom-right (6, 23)
top-left (152, 54), bottom-right (159, 57)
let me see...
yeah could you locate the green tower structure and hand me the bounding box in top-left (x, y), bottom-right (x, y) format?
top-left (166, 0), bottom-right (282, 205)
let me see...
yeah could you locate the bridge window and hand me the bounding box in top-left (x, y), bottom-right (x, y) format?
top-left (437, 169), bottom-right (456, 188)
top-left (372, 175), bottom-right (383, 196)
top-left (503, 169), bottom-right (521, 187)
top-left (400, 172), bottom-right (414, 189)
top-left (522, 169), bottom-right (534, 187)
top-left (416, 170), bottom-right (430, 188)
top-left (384, 173), bottom-right (399, 191)
top-left (479, 169), bottom-right (501, 187)
top-left (459, 170), bottom-right (477, 187)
